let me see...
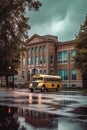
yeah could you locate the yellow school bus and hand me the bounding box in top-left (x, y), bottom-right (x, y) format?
top-left (29, 74), bottom-right (62, 92)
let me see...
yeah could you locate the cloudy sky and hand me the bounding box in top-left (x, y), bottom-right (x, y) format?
top-left (28, 0), bottom-right (87, 41)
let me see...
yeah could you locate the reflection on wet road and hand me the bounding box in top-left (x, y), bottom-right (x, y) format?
top-left (0, 90), bottom-right (87, 130)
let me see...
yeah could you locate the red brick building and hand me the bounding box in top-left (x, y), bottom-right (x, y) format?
top-left (17, 34), bottom-right (82, 87)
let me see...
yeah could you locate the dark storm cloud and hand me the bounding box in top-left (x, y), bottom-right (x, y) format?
top-left (27, 0), bottom-right (87, 41)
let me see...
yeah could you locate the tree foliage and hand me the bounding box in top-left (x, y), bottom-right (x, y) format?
top-left (0, 0), bottom-right (41, 87)
top-left (74, 15), bottom-right (87, 80)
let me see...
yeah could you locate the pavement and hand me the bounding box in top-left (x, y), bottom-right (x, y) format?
top-left (0, 87), bottom-right (30, 92)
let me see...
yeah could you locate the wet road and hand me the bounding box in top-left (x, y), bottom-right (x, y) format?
top-left (0, 89), bottom-right (87, 130)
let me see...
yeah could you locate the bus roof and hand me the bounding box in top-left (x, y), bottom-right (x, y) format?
top-left (33, 74), bottom-right (61, 79)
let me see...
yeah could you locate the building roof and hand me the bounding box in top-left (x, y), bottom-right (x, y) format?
top-left (26, 34), bottom-right (58, 46)
top-left (58, 40), bottom-right (75, 46)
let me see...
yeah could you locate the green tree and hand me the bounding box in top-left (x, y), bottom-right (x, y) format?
top-left (74, 15), bottom-right (87, 87)
top-left (0, 0), bottom-right (41, 88)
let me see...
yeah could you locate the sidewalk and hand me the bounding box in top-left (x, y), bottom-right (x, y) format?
top-left (0, 87), bottom-right (30, 93)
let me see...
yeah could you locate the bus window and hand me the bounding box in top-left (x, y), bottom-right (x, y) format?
top-left (32, 77), bottom-right (43, 81)
top-left (38, 78), bottom-right (43, 80)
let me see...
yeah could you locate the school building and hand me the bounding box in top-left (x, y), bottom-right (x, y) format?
top-left (17, 34), bottom-right (82, 87)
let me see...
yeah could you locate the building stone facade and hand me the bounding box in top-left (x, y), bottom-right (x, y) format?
top-left (17, 34), bottom-right (82, 87)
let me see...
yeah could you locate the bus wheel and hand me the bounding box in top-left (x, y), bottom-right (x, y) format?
top-left (56, 85), bottom-right (60, 91)
top-left (41, 86), bottom-right (45, 92)
top-left (46, 88), bottom-right (48, 92)
top-left (30, 88), bottom-right (34, 92)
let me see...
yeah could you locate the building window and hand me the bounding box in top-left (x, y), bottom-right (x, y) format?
top-left (62, 84), bottom-right (68, 88)
top-left (40, 70), bottom-right (42, 74)
top-left (14, 75), bottom-right (18, 80)
top-left (31, 47), bottom-right (34, 53)
top-left (28, 70), bottom-right (30, 74)
top-left (43, 55), bottom-right (46, 64)
top-left (28, 48), bottom-right (30, 54)
top-left (28, 58), bottom-right (31, 65)
top-left (35, 47), bottom-right (38, 52)
top-left (22, 58), bottom-right (25, 66)
top-left (40, 46), bottom-right (42, 52)
top-left (58, 70), bottom-right (68, 80)
top-left (50, 55), bottom-right (54, 64)
top-left (71, 69), bottom-right (76, 80)
top-left (71, 50), bottom-right (76, 62)
top-left (32, 69), bottom-right (38, 75)
top-left (72, 84), bottom-right (76, 87)
top-left (43, 69), bottom-right (46, 74)
top-left (43, 45), bottom-right (46, 51)
top-left (31, 57), bottom-right (34, 65)
top-left (40, 56), bottom-right (43, 64)
top-left (50, 69), bottom-right (54, 75)
top-left (27, 70), bottom-right (30, 80)
top-left (58, 51), bottom-right (68, 64)
top-left (10, 75), bottom-right (18, 80)
top-left (22, 71), bottom-right (25, 78)
top-left (36, 56), bottom-right (38, 65)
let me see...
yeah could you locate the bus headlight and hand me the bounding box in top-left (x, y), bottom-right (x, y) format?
top-left (29, 83), bottom-right (32, 88)
top-left (38, 83), bottom-right (43, 88)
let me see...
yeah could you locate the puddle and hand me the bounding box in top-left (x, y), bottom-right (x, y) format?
top-left (0, 91), bottom-right (87, 130)
top-left (0, 105), bottom-right (58, 130)
top-left (74, 106), bottom-right (87, 115)
top-left (0, 105), bottom-right (87, 130)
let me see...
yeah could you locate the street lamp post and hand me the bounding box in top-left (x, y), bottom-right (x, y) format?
top-left (8, 66), bottom-right (14, 90)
